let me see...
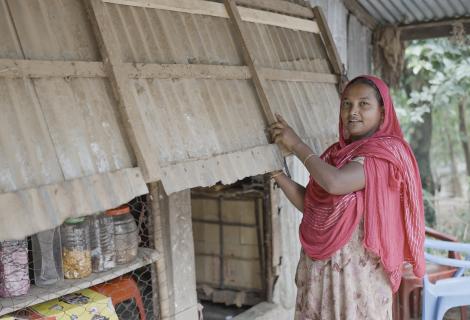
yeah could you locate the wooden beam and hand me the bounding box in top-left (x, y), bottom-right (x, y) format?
top-left (260, 68), bottom-right (338, 83)
top-left (241, 6), bottom-right (318, 33)
top-left (235, 0), bottom-right (313, 19)
top-left (0, 59), bottom-right (340, 84)
top-left (123, 63), bottom-right (251, 79)
top-left (0, 59), bottom-right (105, 78)
top-left (399, 18), bottom-right (470, 40)
top-left (149, 182), bottom-right (171, 320)
top-left (224, 0), bottom-right (275, 125)
top-left (342, 0), bottom-right (378, 30)
top-left (312, 7), bottom-right (344, 77)
top-left (0, 59), bottom-right (338, 84)
top-left (85, 0), bottom-right (162, 182)
top-left (103, 0), bottom-right (318, 33)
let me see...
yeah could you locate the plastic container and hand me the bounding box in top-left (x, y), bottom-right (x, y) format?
top-left (32, 227), bottom-right (63, 287)
top-left (61, 217), bottom-right (92, 279)
top-left (89, 213), bottom-right (116, 272)
top-left (0, 239), bottom-right (30, 297)
top-left (106, 205), bottom-right (139, 265)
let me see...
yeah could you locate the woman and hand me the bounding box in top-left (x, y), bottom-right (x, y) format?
top-left (269, 75), bottom-right (425, 319)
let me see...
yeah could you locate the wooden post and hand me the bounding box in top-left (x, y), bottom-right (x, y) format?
top-left (149, 183), bottom-right (171, 320)
top-left (312, 6), bottom-right (348, 92)
top-left (84, 0), bottom-right (162, 182)
top-left (224, 0), bottom-right (276, 126)
top-left (312, 6), bottom-right (344, 76)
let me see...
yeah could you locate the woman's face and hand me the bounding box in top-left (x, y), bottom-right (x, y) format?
top-left (340, 83), bottom-right (384, 141)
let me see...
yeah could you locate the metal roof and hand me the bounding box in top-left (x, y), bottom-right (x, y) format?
top-left (358, 0), bottom-right (470, 25)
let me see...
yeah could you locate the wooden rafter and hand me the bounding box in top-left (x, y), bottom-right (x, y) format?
top-left (224, 0), bottom-right (275, 125)
top-left (399, 18), bottom-right (470, 40)
top-left (0, 59), bottom-right (337, 84)
top-left (85, 0), bottom-right (161, 182)
top-left (342, 0), bottom-right (378, 30)
top-left (312, 7), bottom-right (344, 77)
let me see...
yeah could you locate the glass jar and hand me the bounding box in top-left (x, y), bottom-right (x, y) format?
top-left (106, 205), bottom-right (139, 264)
top-left (61, 217), bottom-right (92, 279)
top-left (32, 227), bottom-right (63, 287)
top-left (89, 213), bottom-right (115, 272)
top-left (0, 239), bottom-right (30, 297)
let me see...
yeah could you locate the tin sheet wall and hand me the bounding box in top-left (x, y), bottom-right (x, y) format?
top-left (0, 0), bottom-right (147, 240)
top-left (103, 2), bottom-right (340, 193)
top-left (0, 0), bottom-right (341, 239)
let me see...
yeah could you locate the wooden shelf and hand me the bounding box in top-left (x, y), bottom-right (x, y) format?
top-left (0, 247), bottom-right (159, 316)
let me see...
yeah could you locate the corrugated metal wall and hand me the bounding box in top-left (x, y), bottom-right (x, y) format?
top-left (0, 0), bottom-right (147, 240)
top-left (102, 1), bottom-right (340, 193)
top-left (0, 0), bottom-right (344, 240)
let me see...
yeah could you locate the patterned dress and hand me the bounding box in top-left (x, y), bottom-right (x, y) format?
top-left (294, 158), bottom-right (393, 320)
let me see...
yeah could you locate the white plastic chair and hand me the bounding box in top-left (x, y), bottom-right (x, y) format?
top-left (422, 239), bottom-right (470, 320)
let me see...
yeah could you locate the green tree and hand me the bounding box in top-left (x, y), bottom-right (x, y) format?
top-left (393, 38), bottom-right (470, 226)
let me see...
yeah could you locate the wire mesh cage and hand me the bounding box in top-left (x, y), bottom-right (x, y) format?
top-left (0, 194), bottom-right (159, 320)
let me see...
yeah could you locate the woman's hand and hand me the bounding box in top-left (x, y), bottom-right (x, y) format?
top-left (269, 113), bottom-right (303, 152)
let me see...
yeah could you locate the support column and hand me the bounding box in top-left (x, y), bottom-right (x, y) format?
top-left (151, 182), bottom-right (199, 320)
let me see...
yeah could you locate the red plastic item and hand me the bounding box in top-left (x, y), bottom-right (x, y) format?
top-left (91, 276), bottom-right (146, 320)
top-left (396, 227), bottom-right (467, 320)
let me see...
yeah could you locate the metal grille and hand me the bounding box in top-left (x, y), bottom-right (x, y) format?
top-left (0, 194), bottom-right (158, 320)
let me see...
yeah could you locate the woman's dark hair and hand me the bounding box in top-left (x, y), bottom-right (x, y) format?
top-left (347, 77), bottom-right (384, 106)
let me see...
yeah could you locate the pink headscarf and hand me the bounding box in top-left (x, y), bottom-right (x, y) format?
top-left (301, 75), bottom-right (425, 292)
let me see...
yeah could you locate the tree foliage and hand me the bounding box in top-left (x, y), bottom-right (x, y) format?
top-left (391, 37), bottom-right (470, 226)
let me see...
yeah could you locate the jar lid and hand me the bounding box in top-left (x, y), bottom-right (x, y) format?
top-left (106, 204), bottom-right (130, 216)
top-left (65, 217), bottom-right (85, 224)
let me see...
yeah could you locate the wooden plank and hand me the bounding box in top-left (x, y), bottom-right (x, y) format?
top-left (149, 182), bottom-right (171, 320)
top-left (224, 0), bottom-right (275, 125)
top-left (0, 248), bottom-right (159, 316)
top-left (342, 0), bottom-right (378, 30)
top-left (260, 68), bottom-right (338, 83)
top-left (85, 0), bottom-right (161, 182)
top-left (0, 59), bottom-right (337, 83)
top-left (123, 63), bottom-right (251, 79)
top-left (0, 59), bottom-right (105, 78)
top-left (235, 0), bottom-right (313, 19)
top-left (312, 7), bottom-right (344, 76)
top-left (240, 6), bottom-right (318, 33)
top-left (102, 0), bottom-right (319, 33)
top-left (399, 18), bottom-right (470, 40)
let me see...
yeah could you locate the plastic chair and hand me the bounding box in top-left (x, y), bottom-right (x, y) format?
top-left (422, 239), bottom-right (470, 320)
top-left (91, 276), bottom-right (146, 320)
top-left (397, 227), bottom-right (464, 320)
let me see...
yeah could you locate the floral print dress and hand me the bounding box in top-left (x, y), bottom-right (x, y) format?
top-left (294, 158), bottom-right (393, 320)
top-left (294, 221), bottom-right (392, 320)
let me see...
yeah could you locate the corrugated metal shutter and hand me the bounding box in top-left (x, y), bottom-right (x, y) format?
top-left (0, 0), bottom-right (343, 239)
